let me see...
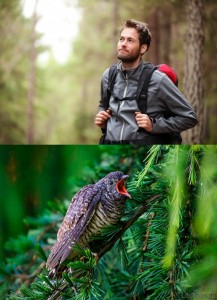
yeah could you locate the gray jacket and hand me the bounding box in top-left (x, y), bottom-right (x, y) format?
top-left (99, 60), bottom-right (198, 142)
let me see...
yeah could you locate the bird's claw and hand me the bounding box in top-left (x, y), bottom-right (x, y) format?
top-left (92, 252), bottom-right (99, 265)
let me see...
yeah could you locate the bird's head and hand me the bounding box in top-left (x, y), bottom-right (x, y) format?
top-left (98, 171), bottom-right (131, 199)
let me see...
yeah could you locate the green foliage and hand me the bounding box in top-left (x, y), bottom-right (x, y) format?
top-left (1, 145), bottom-right (217, 299)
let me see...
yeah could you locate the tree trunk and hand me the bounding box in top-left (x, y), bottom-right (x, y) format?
top-left (160, 6), bottom-right (171, 64)
top-left (27, 0), bottom-right (38, 144)
top-left (111, 0), bottom-right (120, 61)
top-left (182, 0), bottom-right (205, 143)
top-left (147, 8), bottom-right (160, 64)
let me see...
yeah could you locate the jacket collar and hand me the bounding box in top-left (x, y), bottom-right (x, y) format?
top-left (117, 59), bottom-right (145, 77)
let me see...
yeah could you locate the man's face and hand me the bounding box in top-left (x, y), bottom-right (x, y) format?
top-left (117, 27), bottom-right (146, 64)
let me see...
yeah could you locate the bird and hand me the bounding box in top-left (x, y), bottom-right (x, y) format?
top-left (46, 171), bottom-right (131, 274)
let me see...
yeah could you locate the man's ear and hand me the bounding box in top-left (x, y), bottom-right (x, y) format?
top-left (141, 44), bottom-right (148, 55)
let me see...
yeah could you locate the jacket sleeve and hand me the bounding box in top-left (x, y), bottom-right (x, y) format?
top-left (151, 75), bottom-right (198, 134)
top-left (98, 68), bottom-right (110, 111)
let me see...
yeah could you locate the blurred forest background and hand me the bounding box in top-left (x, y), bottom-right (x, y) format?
top-left (0, 0), bottom-right (217, 144)
top-left (0, 145), bottom-right (103, 262)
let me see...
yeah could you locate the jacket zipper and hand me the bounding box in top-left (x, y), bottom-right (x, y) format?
top-left (120, 74), bottom-right (128, 141)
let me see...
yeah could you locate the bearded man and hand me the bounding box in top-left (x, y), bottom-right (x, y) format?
top-left (95, 19), bottom-right (197, 144)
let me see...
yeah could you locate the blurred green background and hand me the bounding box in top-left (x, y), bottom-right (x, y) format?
top-left (0, 145), bottom-right (103, 261)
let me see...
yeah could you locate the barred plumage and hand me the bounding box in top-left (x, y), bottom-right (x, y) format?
top-left (46, 171), bottom-right (131, 273)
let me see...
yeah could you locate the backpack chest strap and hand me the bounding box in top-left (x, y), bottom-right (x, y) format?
top-left (105, 63), bottom-right (157, 112)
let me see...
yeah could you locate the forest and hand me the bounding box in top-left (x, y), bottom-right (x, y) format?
top-left (0, 145), bottom-right (217, 299)
top-left (0, 0), bottom-right (217, 144)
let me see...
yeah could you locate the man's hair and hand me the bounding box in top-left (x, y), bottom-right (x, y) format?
top-left (120, 19), bottom-right (152, 51)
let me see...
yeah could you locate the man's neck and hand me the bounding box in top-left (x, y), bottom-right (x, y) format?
top-left (121, 58), bottom-right (142, 70)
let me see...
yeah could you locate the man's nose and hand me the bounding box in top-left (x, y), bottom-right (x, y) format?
top-left (120, 40), bottom-right (127, 47)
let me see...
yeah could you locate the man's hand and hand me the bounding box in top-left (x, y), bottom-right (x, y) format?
top-left (95, 110), bottom-right (111, 129)
top-left (135, 112), bottom-right (153, 132)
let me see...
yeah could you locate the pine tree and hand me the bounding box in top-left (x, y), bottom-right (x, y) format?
top-left (1, 145), bottom-right (217, 299)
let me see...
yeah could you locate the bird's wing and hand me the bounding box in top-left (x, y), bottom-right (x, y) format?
top-left (46, 184), bottom-right (101, 269)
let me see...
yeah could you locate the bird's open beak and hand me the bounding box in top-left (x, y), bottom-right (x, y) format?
top-left (116, 175), bottom-right (131, 198)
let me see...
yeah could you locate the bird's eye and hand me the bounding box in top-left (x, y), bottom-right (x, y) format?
top-left (109, 179), bottom-right (114, 185)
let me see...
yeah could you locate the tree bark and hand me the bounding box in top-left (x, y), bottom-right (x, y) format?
top-left (183, 0), bottom-right (205, 143)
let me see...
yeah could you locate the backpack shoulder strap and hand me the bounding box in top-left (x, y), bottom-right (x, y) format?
top-left (102, 64), bottom-right (118, 109)
top-left (108, 64), bottom-right (118, 91)
top-left (137, 63), bottom-right (157, 113)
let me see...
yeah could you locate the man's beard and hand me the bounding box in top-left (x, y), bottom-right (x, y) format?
top-left (117, 48), bottom-right (141, 63)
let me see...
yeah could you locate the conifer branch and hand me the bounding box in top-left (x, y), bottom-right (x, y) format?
top-left (98, 194), bottom-right (160, 258)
